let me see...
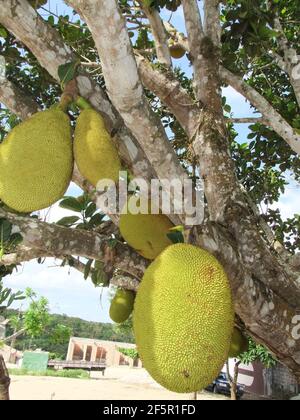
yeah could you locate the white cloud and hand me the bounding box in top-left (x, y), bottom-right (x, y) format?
top-left (270, 181), bottom-right (300, 220)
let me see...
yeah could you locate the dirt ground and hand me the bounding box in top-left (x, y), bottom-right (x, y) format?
top-left (9, 367), bottom-right (229, 401)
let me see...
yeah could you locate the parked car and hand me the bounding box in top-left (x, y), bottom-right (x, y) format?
top-left (205, 372), bottom-right (245, 399)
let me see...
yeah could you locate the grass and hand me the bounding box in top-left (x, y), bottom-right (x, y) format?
top-left (9, 368), bottom-right (90, 379)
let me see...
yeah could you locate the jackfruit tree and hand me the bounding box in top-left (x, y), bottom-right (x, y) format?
top-left (0, 0), bottom-right (299, 397)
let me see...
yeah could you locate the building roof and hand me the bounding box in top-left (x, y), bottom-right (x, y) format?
top-left (69, 337), bottom-right (136, 349)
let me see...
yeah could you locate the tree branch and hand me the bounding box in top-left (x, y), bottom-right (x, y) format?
top-left (136, 54), bottom-right (199, 137)
top-left (162, 20), bottom-right (300, 154)
top-left (204, 0), bottom-right (221, 46)
top-left (139, 2), bottom-right (172, 67)
top-left (65, 0), bottom-right (187, 190)
top-left (65, 257), bottom-right (141, 290)
top-left (228, 117), bottom-right (266, 124)
top-left (0, 78), bottom-right (41, 120)
top-left (0, 208), bottom-right (148, 280)
top-left (110, 274), bottom-right (140, 292)
top-left (274, 17), bottom-right (300, 107)
top-left (3, 328), bottom-right (26, 343)
top-left (182, 0), bottom-right (223, 113)
top-left (221, 67), bottom-right (300, 154)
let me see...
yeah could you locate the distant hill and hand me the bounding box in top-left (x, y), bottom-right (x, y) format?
top-left (2, 309), bottom-right (134, 359)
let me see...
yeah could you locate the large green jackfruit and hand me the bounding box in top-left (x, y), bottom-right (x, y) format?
top-left (110, 289), bottom-right (135, 323)
top-left (0, 109), bottom-right (73, 213)
top-left (228, 328), bottom-right (249, 358)
top-left (133, 243), bottom-right (234, 393)
top-left (74, 109), bottom-right (121, 187)
top-left (119, 202), bottom-right (174, 260)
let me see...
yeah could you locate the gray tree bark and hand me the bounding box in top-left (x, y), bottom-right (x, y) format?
top-left (0, 356), bottom-right (10, 401)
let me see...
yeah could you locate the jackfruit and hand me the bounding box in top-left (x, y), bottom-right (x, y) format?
top-left (119, 202), bottom-right (174, 260)
top-left (74, 109), bottom-right (121, 187)
top-left (169, 44), bottom-right (186, 59)
top-left (133, 243), bottom-right (234, 393)
top-left (0, 108), bottom-right (73, 213)
top-left (110, 289), bottom-right (135, 323)
top-left (228, 328), bottom-right (249, 358)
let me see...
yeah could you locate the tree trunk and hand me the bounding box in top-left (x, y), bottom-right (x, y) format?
top-left (189, 391), bottom-right (197, 400)
top-left (231, 366), bottom-right (238, 401)
top-left (226, 360), bottom-right (241, 401)
top-left (0, 355), bottom-right (10, 401)
top-left (231, 362), bottom-right (241, 401)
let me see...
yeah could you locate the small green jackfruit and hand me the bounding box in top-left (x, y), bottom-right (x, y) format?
top-left (133, 244), bottom-right (234, 393)
top-left (169, 44), bottom-right (186, 59)
top-left (0, 109), bottom-right (73, 213)
top-left (110, 289), bottom-right (135, 323)
top-left (228, 328), bottom-right (249, 358)
top-left (119, 203), bottom-right (174, 260)
top-left (74, 109), bottom-right (121, 187)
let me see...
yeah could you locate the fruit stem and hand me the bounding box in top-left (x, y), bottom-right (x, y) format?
top-left (58, 93), bottom-right (74, 113)
top-left (75, 96), bottom-right (93, 110)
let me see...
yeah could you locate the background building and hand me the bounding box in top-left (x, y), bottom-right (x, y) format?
top-left (66, 337), bottom-right (142, 368)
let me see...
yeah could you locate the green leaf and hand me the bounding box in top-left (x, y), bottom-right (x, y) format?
top-left (59, 197), bottom-right (83, 212)
top-left (7, 291), bottom-right (25, 307)
top-left (58, 60), bottom-right (80, 88)
top-left (75, 223), bottom-right (87, 230)
top-left (84, 259), bottom-right (94, 280)
top-left (224, 104), bottom-right (232, 113)
top-left (56, 216), bottom-right (80, 227)
top-left (47, 15), bottom-right (55, 25)
top-left (0, 27), bottom-right (8, 38)
top-left (0, 219), bottom-right (12, 243)
top-left (167, 231), bottom-right (185, 244)
top-left (0, 288), bottom-right (11, 305)
top-left (85, 203), bottom-right (97, 218)
top-left (91, 267), bottom-right (108, 287)
top-left (88, 213), bottom-right (105, 228)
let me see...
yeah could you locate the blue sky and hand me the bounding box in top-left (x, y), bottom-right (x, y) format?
top-left (2, 1), bottom-right (299, 323)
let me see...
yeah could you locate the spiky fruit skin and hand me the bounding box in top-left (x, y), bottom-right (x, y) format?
top-left (74, 109), bottom-right (121, 187)
top-left (169, 45), bottom-right (186, 59)
top-left (228, 328), bottom-right (249, 358)
top-left (133, 244), bottom-right (234, 393)
top-left (119, 208), bottom-right (174, 260)
top-left (0, 109), bottom-right (73, 213)
top-left (110, 289), bottom-right (135, 324)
